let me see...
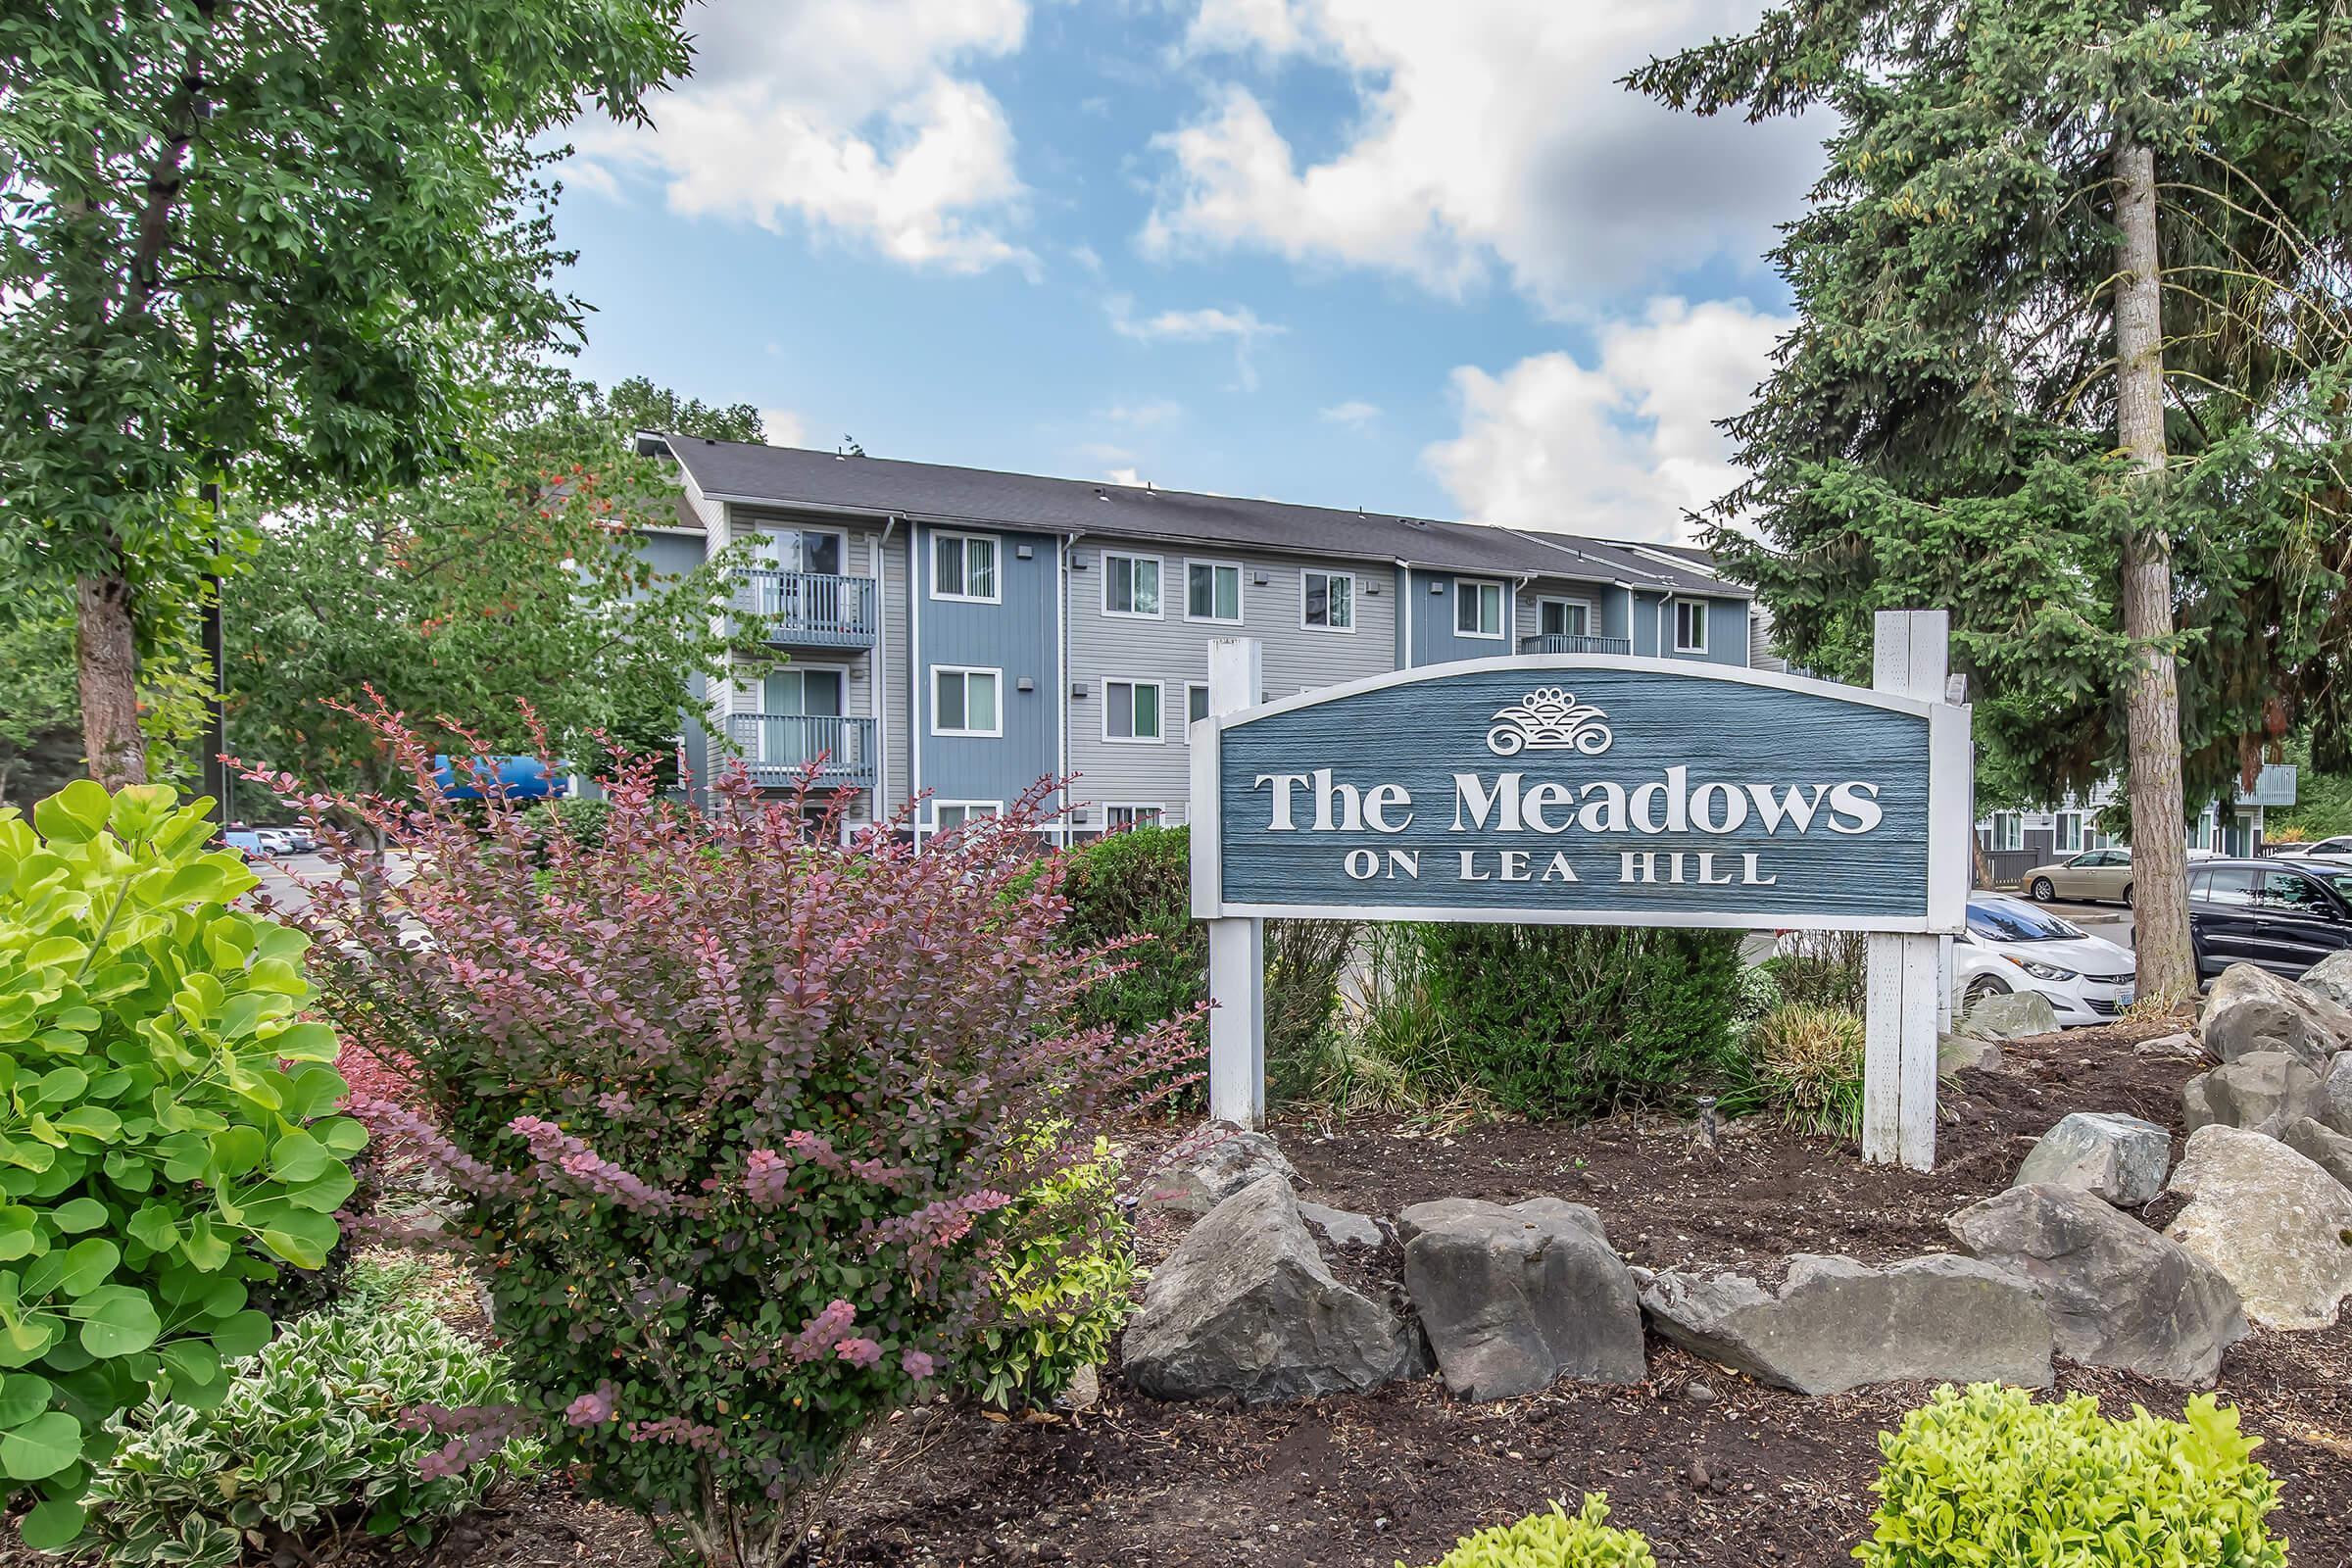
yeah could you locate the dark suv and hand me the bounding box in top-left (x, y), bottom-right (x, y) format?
top-left (2187, 858), bottom-right (2352, 978)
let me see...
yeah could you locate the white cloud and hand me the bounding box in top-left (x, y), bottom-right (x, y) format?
top-left (1106, 297), bottom-right (1287, 389)
top-left (1423, 296), bottom-right (1791, 545)
top-left (1148, 1), bottom-right (1819, 315)
top-left (1105, 466), bottom-right (1147, 486)
top-left (569, 0), bottom-right (1035, 274)
top-left (1319, 399), bottom-right (1380, 428)
top-left (1103, 398), bottom-right (1185, 427)
top-left (760, 409), bottom-right (808, 447)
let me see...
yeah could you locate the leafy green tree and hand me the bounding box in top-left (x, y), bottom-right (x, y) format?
top-left (223, 386), bottom-right (775, 799)
top-left (600, 376), bottom-right (769, 444)
top-left (1634, 2), bottom-right (2352, 1001)
top-left (0, 596), bottom-right (209, 808)
top-left (0, 1), bottom-right (691, 789)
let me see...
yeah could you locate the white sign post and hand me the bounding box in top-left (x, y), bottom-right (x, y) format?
top-left (1203, 637), bottom-right (1265, 1127)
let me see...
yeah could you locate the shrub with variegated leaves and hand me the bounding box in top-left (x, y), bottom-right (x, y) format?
top-left (0, 781), bottom-right (361, 1551)
top-left (256, 702), bottom-right (1196, 1568)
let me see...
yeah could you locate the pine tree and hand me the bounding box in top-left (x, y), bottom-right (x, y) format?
top-left (1632, 2), bottom-right (2352, 1002)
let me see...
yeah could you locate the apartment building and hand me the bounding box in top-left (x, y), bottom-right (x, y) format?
top-left (634, 435), bottom-right (1757, 835)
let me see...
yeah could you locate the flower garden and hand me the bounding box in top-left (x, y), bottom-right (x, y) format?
top-left (0, 720), bottom-right (2347, 1567)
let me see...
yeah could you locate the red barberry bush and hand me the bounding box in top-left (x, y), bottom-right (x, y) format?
top-left (249, 705), bottom-right (1195, 1566)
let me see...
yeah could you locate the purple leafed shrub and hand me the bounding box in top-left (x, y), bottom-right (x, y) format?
top-left (246, 702), bottom-right (1197, 1567)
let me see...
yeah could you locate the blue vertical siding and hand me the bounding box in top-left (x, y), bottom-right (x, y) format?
top-left (1407, 568), bottom-right (1517, 665)
top-left (912, 523), bottom-right (1061, 815)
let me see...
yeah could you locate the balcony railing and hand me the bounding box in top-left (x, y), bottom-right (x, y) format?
top-left (739, 570), bottom-right (878, 649)
top-left (725, 714), bottom-right (877, 791)
top-left (1518, 633), bottom-right (1633, 657)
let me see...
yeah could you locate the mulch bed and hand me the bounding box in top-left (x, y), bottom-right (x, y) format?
top-left (29, 1011), bottom-right (2352, 1567)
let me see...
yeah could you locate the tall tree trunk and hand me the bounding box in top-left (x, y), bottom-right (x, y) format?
top-left (77, 562), bottom-right (147, 788)
top-left (2113, 138), bottom-right (2194, 1004)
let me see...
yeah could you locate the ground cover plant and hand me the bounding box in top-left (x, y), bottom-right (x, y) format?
top-left (1734, 1002), bottom-right (1867, 1138)
top-left (0, 781), bottom-right (359, 1550)
top-left (83, 1289), bottom-right (534, 1565)
top-left (1405, 1494), bottom-right (1657, 1568)
top-left (956, 1134), bottom-right (1133, 1409)
top-left (253, 710), bottom-right (1195, 1568)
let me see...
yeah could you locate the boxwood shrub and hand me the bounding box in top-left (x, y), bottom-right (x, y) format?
top-left (1405, 1494), bottom-right (1656, 1568)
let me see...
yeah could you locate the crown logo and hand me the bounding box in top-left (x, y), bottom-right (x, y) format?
top-left (1486, 687), bottom-right (1613, 758)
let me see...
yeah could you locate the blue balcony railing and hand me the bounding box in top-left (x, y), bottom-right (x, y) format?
top-left (725, 714), bottom-right (877, 791)
top-left (739, 570), bottom-right (877, 649)
top-left (1518, 633), bottom-right (1633, 657)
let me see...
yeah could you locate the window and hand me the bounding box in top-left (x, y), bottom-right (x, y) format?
top-left (1106, 805), bottom-right (1164, 831)
top-left (2197, 865), bottom-right (2257, 906)
top-left (1454, 579), bottom-right (1504, 639)
top-left (933, 531), bottom-right (999, 602)
top-left (931, 666), bottom-right (1002, 737)
top-left (1673, 600), bottom-right (1708, 654)
top-left (2261, 870), bottom-right (2338, 916)
top-left (1965, 901), bottom-right (2084, 943)
top-left (1187, 682), bottom-right (1211, 727)
top-left (1988, 812), bottom-right (2023, 852)
top-left (2055, 811), bottom-right (2082, 854)
top-left (1302, 569), bottom-right (1355, 631)
top-left (1185, 560), bottom-right (1243, 622)
top-left (1539, 598), bottom-right (1593, 638)
top-left (752, 525), bottom-right (845, 575)
top-left (1103, 679), bottom-right (1163, 743)
top-left (2190, 812), bottom-right (2216, 851)
top-left (932, 801), bottom-right (1001, 833)
top-left (1103, 553), bottom-right (1162, 617)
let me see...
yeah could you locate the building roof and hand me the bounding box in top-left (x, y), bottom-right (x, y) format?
top-left (654, 436), bottom-right (1748, 599)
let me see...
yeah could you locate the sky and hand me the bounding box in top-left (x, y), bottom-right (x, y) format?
top-left (557, 0), bottom-right (1824, 546)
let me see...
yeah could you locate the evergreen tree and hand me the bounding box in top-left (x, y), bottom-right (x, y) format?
top-left (1634, 2), bottom-right (2352, 1001)
top-left (600, 376), bottom-right (769, 444)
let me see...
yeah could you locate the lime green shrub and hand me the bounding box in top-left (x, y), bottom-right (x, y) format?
top-left (84, 1298), bottom-right (535, 1564)
top-left (1403, 1494), bottom-right (1657, 1568)
top-left (1738, 1003), bottom-right (1866, 1138)
top-left (1857, 1384), bottom-right (2287, 1568)
top-left (0, 782), bottom-right (360, 1548)
top-left (960, 1136), bottom-right (1135, 1408)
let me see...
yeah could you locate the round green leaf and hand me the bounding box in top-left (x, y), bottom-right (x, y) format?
top-left (18, 1497), bottom-right (86, 1551)
top-left (0, 1206), bottom-right (41, 1262)
top-left (257, 1208), bottom-right (338, 1269)
top-left (0, 1373), bottom-right (53, 1427)
top-left (0, 1411), bottom-right (81, 1480)
top-left (207, 1309), bottom-right (271, 1360)
top-left (125, 1203), bottom-right (178, 1251)
top-left (159, 1338), bottom-right (221, 1389)
top-left (57, 1238), bottom-right (120, 1297)
top-left (270, 1130), bottom-right (328, 1183)
top-left (51, 1107), bottom-right (122, 1144)
top-left (48, 1197), bottom-right (107, 1235)
top-left (74, 1287), bottom-right (161, 1358)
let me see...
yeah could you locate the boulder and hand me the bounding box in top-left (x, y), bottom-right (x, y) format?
top-left (2321, 1053), bottom-right (2352, 1138)
top-left (2164, 1124), bottom-right (2352, 1331)
top-left (2199, 962), bottom-right (2352, 1069)
top-left (2013, 1111), bottom-right (2171, 1206)
top-left (2302, 949), bottom-right (2352, 1011)
top-left (1298, 1201), bottom-right (1384, 1250)
top-left (1140, 1126), bottom-right (1297, 1216)
top-left (2282, 1117), bottom-right (2352, 1193)
top-left (2133, 1031), bottom-right (2205, 1062)
top-left (1948, 1183), bottom-right (2246, 1385)
top-left (1959, 991), bottom-right (2061, 1042)
top-left (1397, 1197), bottom-right (1644, 1400)
top-left (2181, 1051), bottom-right (2321, 1139)
top-left (1122, 1176), bottom-right (1424, 1401)
top-left (1634, 1253), bottom-right (2052, 1396)
top-left (1938, 1032), bottom-right (2006, 1076)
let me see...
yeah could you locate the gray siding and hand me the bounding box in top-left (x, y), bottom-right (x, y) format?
top-left (1064, 540), bottom-right (1398, 828)
top-left (1511, 574), bottom-right (1617, 648)
top-left (880, 528), bottom-right (911, 820)
top-left (912, 522), bottom-right (1060, 822)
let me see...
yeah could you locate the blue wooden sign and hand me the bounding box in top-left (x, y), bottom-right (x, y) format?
top-left (1191, 657), bottom-right (1970, 933)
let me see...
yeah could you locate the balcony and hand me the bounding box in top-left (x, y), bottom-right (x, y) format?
top-left (1519, 633), bottom-right (1633, 657)
top-left (725, 714), bottom-right (877, 791)
top-left (739, 570), bottom-right (877, 650)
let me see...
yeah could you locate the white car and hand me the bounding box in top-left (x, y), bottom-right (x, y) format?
top-left (2272, 834), bottom-right (2352, 863)
top-left (251, 829), bottom-right (297, 857)
top-left (1953, 895), bottom-right (2135, 1025)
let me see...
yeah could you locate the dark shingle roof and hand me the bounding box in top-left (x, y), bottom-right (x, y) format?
top-left (659, 437), bottom-right (1745, 598)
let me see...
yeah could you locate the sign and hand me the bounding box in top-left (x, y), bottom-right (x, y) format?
top-left (1191, 658), bottom-right (1970, 933)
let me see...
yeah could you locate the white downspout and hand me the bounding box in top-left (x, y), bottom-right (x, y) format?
top-left (908, 522), bottom-right (923, 842)
top-left (874, 515), bottom-right (897, 829)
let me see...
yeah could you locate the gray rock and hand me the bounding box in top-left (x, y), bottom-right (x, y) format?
top-left (2181, 1051), bottom-right (2321, 1139)
top-left (1634, 1253), bottom-right (2052, 1396)
top-left (1140, 1126), bottom-right (1297, 1216)
top-left (1948, 1183), bottom-right (2246, 1385)
top-left (2321, 1053), bottom-right (2352, 1137)
top-left (1298, 1201), bottom-right (1385, 1249)
top-left (2302, 949), bottom-right (2352, 1011)
top-left (2200, 962), bottom-right (2352, 1069)
top-left (2282, 1117), bottom-right (2352, 1193)
top-left (1122, 1176), bottom-right (1424, 1402)
top-left (1959, 991), bottom-right (2061, 1042)
top-left (2133, 1031), bottom-right (2205, 1062)
top-left (1397, 1197), bottom-right (1644, 1400)
top-left (1938, 1032), bottom-right (2006, 1076)
top-left (2165, 1124), bottom-right (2352, 1331)
top-left (2013, 1111), bottom-right (2172, 1206)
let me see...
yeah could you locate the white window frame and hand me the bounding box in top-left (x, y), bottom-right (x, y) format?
top-left (751, 523), bottom-right (849, 576)
top-left (1104, 804), bottom-right (1165, 831)
top-left (1299, 568), bottom-right (1357, 633)
top-left (1185, 681), bottom-right (1211, 733)
top-left (930, 664), bottom-right (1004, 738)
top-left (930, 530), bottom-right (1002, 605)
top-left (1102, 552), bottom-right (1164, 619)
top-left (1538, 595), bottom-right (1595, 638)
top-left (1988, 811), bottom-right (2023, 853)
top-left (2055, 810), bottom-right (2083, 854)
top-left (1672, 599), bottom-right (1708, 654)
top-left (1102, 678), bottom-right (1165, 745)
top-left (930, 800), bottom-right (1003, 833)
top-left (1182, 558), bottom-right (1245, 624)
top-left (1454, 578), bottom-right (1505, 640)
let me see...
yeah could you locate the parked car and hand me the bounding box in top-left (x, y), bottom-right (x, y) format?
top-left (256, 823), bottom-right (317, 854)
top-left (220, 830), bottom-right (264, 861)
top-left (2021, 847), bottom-right (2136, 906)
top-left (1952, 895), bottom-right (2136, 1024)
top-left (250, 828), bottom-right (296, 857)
top-left (2188, 858), bottom-right (2352, 978)
top-left (2271, 834), bottom-right (2352, 862)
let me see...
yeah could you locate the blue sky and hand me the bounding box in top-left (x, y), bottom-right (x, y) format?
top-left (557, 0), bottom-right (1823, 544)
